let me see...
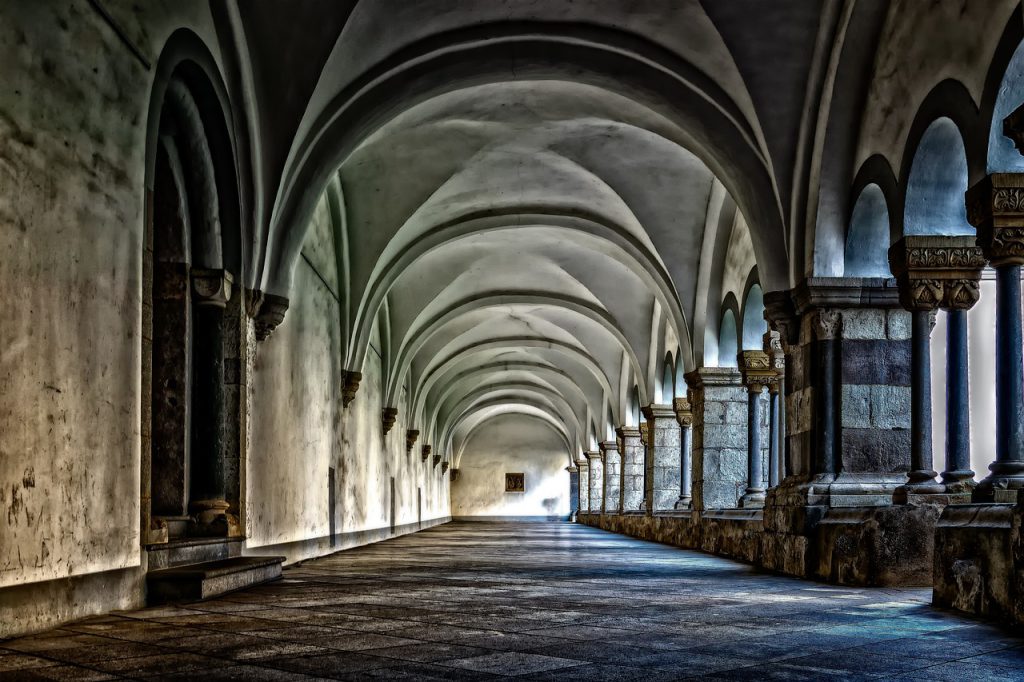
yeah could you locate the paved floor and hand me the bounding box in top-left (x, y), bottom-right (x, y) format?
top-left (2, 522), bottom-right (1024, 681)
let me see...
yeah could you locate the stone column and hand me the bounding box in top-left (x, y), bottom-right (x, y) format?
top-left (641, 404), bottom-right (682, 514)
top-left (600, 441), bottom-right (621, 514)
top-left (967, 174), bottom-right (1024, 500)
top-left (617, 427), bottom-right (644, 512)
top-left (585, 451), bottom-right (603, 513)
top-left (567, 465), bottom-right (579, 520)
top-left (638, 423), bottom-right (650, 509)
top-left (673, 398), bottom-right (693, 509)
top-left (763, 279), bottom-right (912, 511)
top-left (685, 367), bottom-right (746, 510)
top-left (765, 330), bottom-right (785, 487)
top-left (576, 455), bottom-right (589, 516)
top-left (189, 268), bottom-right (235, 534)
top-left (739, 351), bottom-right (774, 508)
top-left (890, 236), bottom-right (986, 501)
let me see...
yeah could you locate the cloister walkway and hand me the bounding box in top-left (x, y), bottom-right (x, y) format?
top-left (3, 522), bottom-right (1024, 681)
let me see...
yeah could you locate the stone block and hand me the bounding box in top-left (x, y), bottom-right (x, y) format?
top-left (653, 429), bottom-right (681, 448)
top-left (717, 449), bottom-right (748, 481)
top-left (842, 308), bottom-right (886, 340)
top-left (703, 425), bottom-right (747, 450)
top-left (886, 309), bottom-right (912, 340)
top-left (702, 401), bottom-right (726, 425)
top-left (840, 340), bottom-right (911, 386)
top-left (841, 384), bottom-right (871, 429)
top-left (870, 385), bottom-right (911, 429)
top-left (724, 401), bottom-right (748, 425)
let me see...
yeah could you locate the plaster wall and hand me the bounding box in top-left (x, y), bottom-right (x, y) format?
top-left (0, 0), bottom-right (221, 590)
top-left (451, 414), bottom-right (570, 519)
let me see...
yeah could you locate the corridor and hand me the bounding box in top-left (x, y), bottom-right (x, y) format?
top-left (2, 522), bottom-right (1022, 681)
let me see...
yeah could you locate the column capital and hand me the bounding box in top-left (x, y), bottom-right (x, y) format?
top-left (638, 422), bottom-right (651, 447)
top-left (432, 454), bottom-right (442, 468)
top-left (584, 450), bottom-right (602, 462)
top-left (441, 461), bottom-right (449, 474)
top-left (575, 455), bottom-right (588, 468)
top-left (641, 403), bottom-right (675, 421)
top-left (406, 429), bottom-right (419, 454)
top-left (246, 289), bottom-right (289, 341)
top-left (566, 465), bottom-right (579, 473)
top-left (889, 235), bottom-right (986, 312)
top-left (673, 397), bottom-right (693, 427)
top-left (738, 350), bottom-right (775, 392)
top-left (421, 444), bottom-right (432, 462)
top-left (382, 407), bottom-right (398, 435)
top-left (598, 440), bottom-right (619, 454)
top-left (967, 173), bottom-right (1024, 267)
top-left (615, 426), bottom-right (641, 439)
top-left (341, 370), bottom-right (362, 408)
top-left (450, 468), bottom-right (460, 482)
top-left (191, 268), bottom-right (233, 307)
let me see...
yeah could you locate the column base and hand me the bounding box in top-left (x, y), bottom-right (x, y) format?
top-left (739, 489), bottom-right (766, 508)
top-left (188, 499), bottom-right (241, 538)
top-left (674, 495), bottom-right (692, 510)
top-left (893, 482), bottom-right (945, 504)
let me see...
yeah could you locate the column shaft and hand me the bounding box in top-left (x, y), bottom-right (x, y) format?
top-left (740, 386), bottom-right (766, 508)
top-left (768, 387), bottom-right (781, 488)
top-left (942, 309), bottom-right (973, 486)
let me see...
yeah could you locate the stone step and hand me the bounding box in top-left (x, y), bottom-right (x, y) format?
top-left (147, 556), bottom-right (285, 605)
top-left (146, 536), bottom-right (245, 571)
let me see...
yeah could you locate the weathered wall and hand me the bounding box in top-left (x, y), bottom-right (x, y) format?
top-left (451, 414), bottom-right (570, 519)
top-left (247, 197), bottom-right (449, 563)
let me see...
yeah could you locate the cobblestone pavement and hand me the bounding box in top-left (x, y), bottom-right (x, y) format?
top-left (3, 521), bottom-right (1024, 680)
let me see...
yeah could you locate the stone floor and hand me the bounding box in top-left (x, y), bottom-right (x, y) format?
top-left (3, 522), bottom-right (1024, 681)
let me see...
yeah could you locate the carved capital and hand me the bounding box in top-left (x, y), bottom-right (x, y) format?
top-left (441, 461), bottom-right (449, 474)
top-left (341, 371), bottom-right (362, 408)
top-left (813, 309), bottom-right (842, 340)
top-left (966, 173), bottom-right (1024, 267)
top-left (191, 268), bottom-right (232, 307)
top-left (598, 440), bottom-right (618, 455)
top-left (382, 407), bottom-right (398, 435)
top-left (640, 403), bottom-right (674, 422)
top-left (638, 422), bottom-right (651, 447)
top-left (889, 236), bottom-right (986, 311)
top-left (421, 444), bottom-right (432, 462)
top-left (672, 397), bottom-right (693, 427)
top-left (406, 429), bottom-right (419, 454)
top-left (584, 450), bottom-right (601, 463)
top-left (739, 350), bottom-right (775, 392)
top-left (575, 456), bottom-right (588, 468)
top-left (450, 467), bottom-right (460, 482)
top-left (253, 293), bottom-right (289, 341)
top-left (433, 454), bottom-right (441, 468)
top-left (244, 287), bottom-right (264, 319)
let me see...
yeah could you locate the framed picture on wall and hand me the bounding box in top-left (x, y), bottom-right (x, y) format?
top-left (505, 473), bottom-right (525, 492)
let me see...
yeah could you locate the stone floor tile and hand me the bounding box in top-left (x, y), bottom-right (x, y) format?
top-left (262, 650), bottom-right (395, 676)
top-left (0, 664), bottom-right (118, 681)
top-left (89, 652), bottom-right (230, 677)
top-left (438, 650), bottom-right (585, 675)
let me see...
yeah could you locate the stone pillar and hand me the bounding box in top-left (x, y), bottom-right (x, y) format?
top-left (576, 456), bottom-right (589, 516)
top-left (967, 174), bottom-right (1024, 500)
top-left (685, 367), bottom-right (746, 510)
top-left (765, 330), bottom-right (786, 487)
top-left (189, 268), bottom-right (235, 534)
top-left (673, 398), bottom-right (693, 509)
top-left (739, 351), bottom-right (774, 508)
top-left (586, 451), bottom-right (603, 513)
top-left (567, 465), bottom-right (579, 521)
top-left (617, 427), bottom-right (644, 512)
top-left (763, 278), bottom-right (912, 512)
top-left (600, 441), bottom-right (621, 514)
top-left (889, 236), bottom-right (986, 501)
top-left (641, 404), bottom-right (682, 514)
top-left (638, 423), bottom-right (650, 509)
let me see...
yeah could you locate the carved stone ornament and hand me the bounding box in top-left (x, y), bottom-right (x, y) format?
top-left (254, 293), bottom-right (289, 341)
top-left (191, 268), bottom-right (233, 307)
top-left (813, 309), bottom-right (841, 340)
top-left (382, 407), bottom-right (398, 435)
top-left (450, 467), bottom-right (460, 482)
top-left (406, 429), bottom-right (419, 453)
top-left (673, 397), bottom-right (693, 427)
top-left (966, 173), bottom-right (1024, 267)
top-left (739, 350), bottom-right (776, 392)
top-left (421, 444), bottom-right (432, 462)
top-left (763, 290), bottom-right (800, 347)
top-left (638, 422), bottom-right (651, 448)
top-left (341, 370), bottom-right (362, 408)
top-left (433, 454), bottom-right (442, 468)
top-left (441, 461), bottom-right (449, 474)
top-left (889, 236), bottom-right (986, 311)
top-left (245, 287), bottom-right (264, 319)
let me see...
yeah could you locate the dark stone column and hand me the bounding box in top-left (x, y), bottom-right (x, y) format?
top-left (617, 427), bottom-right (644, 512)
top-left (765, 329), bottom-right (785, 488)
top-left (600, 441), bottom-right (621, 514)
top-left (739, 351), bottom-right (773, 508)
top-left (673, 398), bottom-right (693, 509)
top-left (889, 236), bottom-right (987, 502)
top-left (189, 268), bottom-right (235, 535)
top-left (967, 177), bottom-right (1024, 500)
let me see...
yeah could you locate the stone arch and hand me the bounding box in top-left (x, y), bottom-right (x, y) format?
top-left (740, 280), bottom-right (766, 351)
top-left (843, 183), bottom-right (891, 276)
top-left (144, 31), bottom-right (245, 542)
top-left (979, 4), bottom-right (1024, 173)
top-left (903, 117), bottom-right (973, 236)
